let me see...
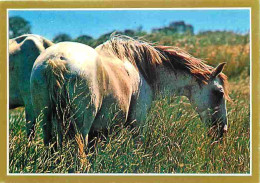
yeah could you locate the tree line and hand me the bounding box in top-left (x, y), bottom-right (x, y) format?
top-left (9, 16), bottom-right (196, 48)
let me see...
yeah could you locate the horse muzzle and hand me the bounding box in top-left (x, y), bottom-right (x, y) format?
top-left (200, 109), bottom-right (228, 138)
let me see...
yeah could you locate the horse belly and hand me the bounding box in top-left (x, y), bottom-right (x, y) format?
top-left (91, 95), bottom-right (128, 131)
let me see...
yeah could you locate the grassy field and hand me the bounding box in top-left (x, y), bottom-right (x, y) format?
top-left (9, 31), bottom-right (250, 174)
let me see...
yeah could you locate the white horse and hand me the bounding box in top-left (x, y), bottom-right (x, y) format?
top-left (30, 36), bottom-right (229, 147)
top-left (9, 34), bottom-right (53, 136)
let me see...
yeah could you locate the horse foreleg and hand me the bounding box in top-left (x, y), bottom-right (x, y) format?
top-left (127, 84), bottom-right (153, 138)
top-left (76, 109), bottom-right (96, 148)
top-left (68, 86), bottom-right (97, 149)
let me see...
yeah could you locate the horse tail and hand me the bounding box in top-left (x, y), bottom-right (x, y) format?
top-left (45, 57), bottom-right (78, 143)
top-left (45, 58), bottom-right (68, 117)
top-left (30, 56), bottom-right (71, 145)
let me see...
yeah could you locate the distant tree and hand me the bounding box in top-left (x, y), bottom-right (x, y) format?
top-left (74, 35), bottom-right (93, 44)
top-left (53, 33), bottom-right (72, 43)
top-left (9, 16), bottom-right (31, 38)
top-left (169, 21), bottom-right (194, 35)
top-left (92, 31), bottom-right (115, 47)
top-left (123, 29), bottom-right (135, 36)
top-left (137, 25), bottom-right (143, 32)
top-left (152, 21), bottom-right (194, 35)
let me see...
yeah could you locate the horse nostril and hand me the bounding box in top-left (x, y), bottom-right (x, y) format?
top-left (60, 56), bottom-right (66, 60)
top-left (223, 124), bottom-right (228, 133)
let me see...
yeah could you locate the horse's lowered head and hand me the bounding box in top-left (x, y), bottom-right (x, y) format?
top-left (155, 45), bottom-right (230, 139)
top-left (188, 63), bottom-right (230, 138)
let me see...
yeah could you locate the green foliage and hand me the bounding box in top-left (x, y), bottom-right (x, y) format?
top-left (74, 35), bottom-right (93, 45)
top-left (152, 21), bottom-right (194, 35)
top-left (53, 33), bottom-right (72, 43)
top-left (9, 16), bottom-right (31, 38)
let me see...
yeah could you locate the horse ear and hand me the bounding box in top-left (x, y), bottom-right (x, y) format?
top-left (211, 62), bottom-right (226, 78)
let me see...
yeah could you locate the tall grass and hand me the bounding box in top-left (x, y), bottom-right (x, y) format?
top-left (9, 75), bottom-right (250, 173)
top-left (9, 31), bottom-right (250, 173)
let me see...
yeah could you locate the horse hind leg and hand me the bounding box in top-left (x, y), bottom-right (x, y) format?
top-left (31, 92), bottom-right (53, 146)
top-left (70, 101), bottom-right (96, 153)
top-left (31, 66), bottom-right (54, 146)
top-left (66, 78), bottom-right (97, 149)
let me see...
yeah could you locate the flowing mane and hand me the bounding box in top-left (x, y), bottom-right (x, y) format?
top-left (98, 35), bottom-right (230, 100)
top-left (97, 35), bottom-right (164, 85)
top-left (155, 45), bottom-right (230, 101)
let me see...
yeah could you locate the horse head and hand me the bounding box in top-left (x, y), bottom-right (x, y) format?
top-left (189, 63), bottom-right (230, 138)
top-left (155, 45), bottom-right (230, 139)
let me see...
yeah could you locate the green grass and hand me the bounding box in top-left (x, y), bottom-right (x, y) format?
top-left (9, 75), bottom-right (250, 174)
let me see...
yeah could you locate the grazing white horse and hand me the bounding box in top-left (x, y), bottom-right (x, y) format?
top-left (9, 34), bottom-right (53, 136)
top-left (30, 36), bottom-right (230, 147)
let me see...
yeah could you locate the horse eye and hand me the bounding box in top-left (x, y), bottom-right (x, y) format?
top-left (213, 89), bottom-right (224, 98)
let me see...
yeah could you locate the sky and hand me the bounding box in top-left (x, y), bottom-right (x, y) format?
top-left (8, 9), bottom-right (250, 40)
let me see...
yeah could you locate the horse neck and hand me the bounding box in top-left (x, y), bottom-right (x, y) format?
top-left (154, 66), bottom-right (198, 99)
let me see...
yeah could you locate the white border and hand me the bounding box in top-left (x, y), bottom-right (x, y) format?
top-left (7, 7), bottom-right (252, 176)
